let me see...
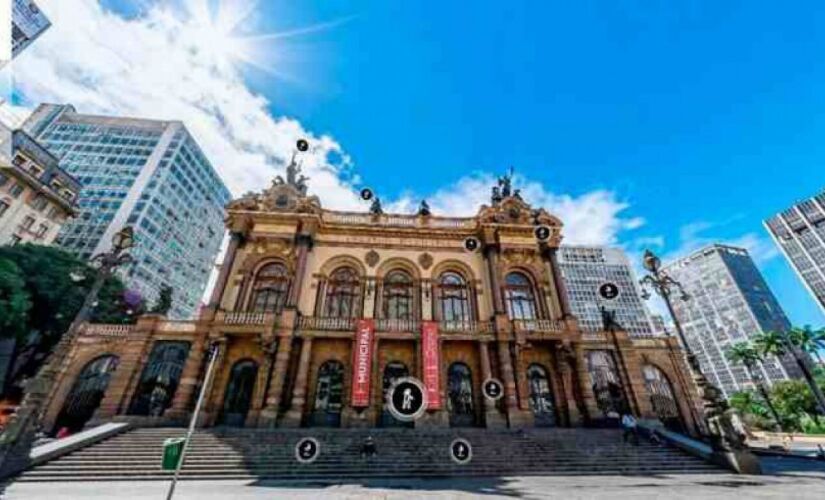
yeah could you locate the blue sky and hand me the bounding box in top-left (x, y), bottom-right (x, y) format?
top-left (14, 0), bottom-right (825, 327)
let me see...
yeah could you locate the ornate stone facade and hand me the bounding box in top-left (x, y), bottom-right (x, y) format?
top-left (41, 173), bottom-right (702, 435)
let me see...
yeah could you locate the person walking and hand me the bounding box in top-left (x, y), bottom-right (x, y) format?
top-left (621, 413), bottom-right (639, 445)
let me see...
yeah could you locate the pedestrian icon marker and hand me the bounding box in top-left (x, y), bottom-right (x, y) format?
top-left (482, 378), bottom-right (504, 401)
top-left (296, 139), bottom-right (309, 152)
top-left (388, 377), bottom-right (428, 422)
top-left (598, 282), bottom-right (620, 301)
top-left (450, 438), bottom-right (473, 464)
top-left (295, 437), bottom-right (320, 464)
top-left (463, 237), bottom-right (480, 252)
top-left (534, 225), bottom-right (552, 242)
top-left (360, 188), bottom-right (374, 201)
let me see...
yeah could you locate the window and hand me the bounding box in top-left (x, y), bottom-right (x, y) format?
top-left (36, 224), bottom-right (49, 239)
top-left (250, 262), bottom-right (290, 313)
top-left (438, 272), bottom-right (471, 323)
top-left (10, 235), bottom-right (21, 245)
top-left (31, 193), bottom-right (48, 211)
top-left (0, 201), bottom-right (8, 218)
top-left (382, 270), bottom-right (414, 320)
top-left (324, 267), bottom-right (361, 318)
top-left (21, 215), bottom-right (35, 230)
top-left (0, 172), bottom-right (8, 186)
top-left (9, 183), bottom-right (24, 198)
top-left (504, 272), bottom-right (538, 320)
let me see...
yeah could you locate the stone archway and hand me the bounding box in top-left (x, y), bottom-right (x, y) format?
top-left (447, 362), bottom-right (476, 427)
top-left (219, 359), bottom-right (259, 427)
top-left (53, 355), bottom-right (119, 434)
top-left (527, 363), bottom-right (557, 427)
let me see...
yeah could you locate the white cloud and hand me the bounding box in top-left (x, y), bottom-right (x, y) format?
top-left (662, 220), bottom-right (779, 265)
top-left (11, 0), bottom-right (362, 209)
top-left (390, 172), bottom-right (644, 246)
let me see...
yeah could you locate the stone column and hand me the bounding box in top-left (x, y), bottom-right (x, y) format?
top-left (196, 337), bottom-right (227, 427)
top-left (546, 247), bottom-right (572, 319)
top-left (484, 245), bottom-right (505, 315)
top-left (259, 335), bottom-right (292, 427)
top-left (282, 336), bottom-right (313, 427)
top-left (479, 341), bottom-right (506, 428)
top-left (165, 333), bottom-right (209, 423)
top-left (287, 233), bottom-right (313, 308)
top-left (555, 344), bottom-right (582, 426)
top-left (207, 232), bottom-right (242, 310)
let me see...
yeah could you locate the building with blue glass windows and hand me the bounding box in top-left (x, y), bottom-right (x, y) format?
top-left (22, 104), bottom-right (231, 319)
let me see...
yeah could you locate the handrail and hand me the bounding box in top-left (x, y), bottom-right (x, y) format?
top-left (298, 316), bottom-right (357, 331)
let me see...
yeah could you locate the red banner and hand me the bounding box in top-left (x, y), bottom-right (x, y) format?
top-left (351, 319), bottom-right (374, 407)
top-left (421, 321), bottom-right (442, 409)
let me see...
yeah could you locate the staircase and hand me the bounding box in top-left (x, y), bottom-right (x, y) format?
top-left (17, 427), bottom-right (724, 482)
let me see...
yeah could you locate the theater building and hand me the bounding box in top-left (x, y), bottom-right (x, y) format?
top-left (41, 169), bottom-right (700, 435)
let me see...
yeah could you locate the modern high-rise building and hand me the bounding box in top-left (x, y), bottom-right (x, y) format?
top-left (11, 0), bottom-right (51, 59)
top-left (764, 189), bottom-right (825, 314)
top-left (22, 104), bottom-right (231, 319)
top-left (557, 246), bottom-right (656, 337)
top-left (662, 244), bottom-right (799, 398)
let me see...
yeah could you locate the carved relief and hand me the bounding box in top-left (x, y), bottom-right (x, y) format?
top-left (365, 250), bottom-right (380, 268)
top-left (418, 252), bottom-right (434, 270)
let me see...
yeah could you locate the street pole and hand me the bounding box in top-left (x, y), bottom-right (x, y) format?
top-left (0, 227), bottom-right (135, 479)
top-left (166, 342), bottom-right (220, 500)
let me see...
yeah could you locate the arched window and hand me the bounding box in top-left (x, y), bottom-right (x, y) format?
top-left (504, 272), bottom-right (538, 320)
top-left (324, 267), bottom-right (361, 318)
top-left (438, 272), bottom-right (471, 324)
top-left (219, 359), bottom-right (259, 427)
top-left (586, 350), bottom-right (628, 420)
top-left (382, 270), bottom-right (414, 320)
top-left (54, 355), bottom-right (119, 433)
top-left (642, 364), bottom-right (685, 432)
top-left (128, 341), bottom-right (190, 417)
top-left (527, 364), bottom-right (557, 427)
top-left (311, 360), bottom-right (344, 427)
top-left (250, 262), bottom-right (290, 313)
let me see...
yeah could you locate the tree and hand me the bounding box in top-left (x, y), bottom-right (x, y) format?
top-left (726, 341), bottom-right (783, 431)
top-left (770, 380), bottom-right (818, 432)
top-left (729, 389), bottom-right (771, 429)
top-left (788, 325), bottom-right (825, 366)
top-left (0, 259), bottom-right (32, 342)
top-left (149, 284), bottom-right (173, 316)
top-left (753, 330), bottom-right (825, 416)
top-left (0, 244), bottom-right (137, 398)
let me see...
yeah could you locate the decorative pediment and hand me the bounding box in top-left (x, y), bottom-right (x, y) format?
top-left (227, 179), bottom-right (322, 215)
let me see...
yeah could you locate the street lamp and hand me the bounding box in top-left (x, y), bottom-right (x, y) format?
top-left (0, 227), bottom-right (135, 478)
top-left (639, 249), bottom-right (761, 473)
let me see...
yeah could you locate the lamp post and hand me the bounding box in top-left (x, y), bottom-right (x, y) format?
top-left (0, 227), bottom-right (135, 478)
top-left (639, 249), bottom-right (761, 474)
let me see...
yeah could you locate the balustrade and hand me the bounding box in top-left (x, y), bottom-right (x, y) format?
top-left (512, 318), bottom-right (565, 334)
top-left (298, 316), bottom-right (357, 331)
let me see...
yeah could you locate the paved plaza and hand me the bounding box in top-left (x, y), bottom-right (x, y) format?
top-left (5, 467), bottom-right (825, 500)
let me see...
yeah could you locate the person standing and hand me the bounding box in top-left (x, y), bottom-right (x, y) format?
top-left (622, 413), bottom-right (639, 445)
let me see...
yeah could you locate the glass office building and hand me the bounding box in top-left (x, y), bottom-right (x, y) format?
top-left (663, 244), bottom-right (799, 398)
top-left (557, 246), bottom-right (656, 337)
top-left (23, 104), bottom-right (231, 319)
top-left (764, 189), bottom-right (825, 314)
top-left (11, 0), bottom-right (51, 58)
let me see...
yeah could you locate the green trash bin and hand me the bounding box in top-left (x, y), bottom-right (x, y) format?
top-left (162, 437), bottom-right (187, 471)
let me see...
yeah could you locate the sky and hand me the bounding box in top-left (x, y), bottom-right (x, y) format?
top-left (7, 0), bottom-right (825, 328)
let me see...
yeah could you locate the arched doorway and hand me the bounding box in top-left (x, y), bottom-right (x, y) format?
top-left (381, 361), bottom-right (412, 427)
top-left (527, 364), bottom-right (557, 427)
top-left (128, 341), bottom-right (190, 417)
top-left (586, 350), bottom-right (629, 424)
top-left (54, 355), bottom-right (119, 433)
top-left (642, 365), bottom-right (686, 433)
top-left (447, 362), bottom-right (475, 427)
top-left (310, 360), bottom-right (344, 427)
top-left (219, 359), bottom-right (259, 427)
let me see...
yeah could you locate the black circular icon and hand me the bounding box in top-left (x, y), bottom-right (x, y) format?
top-left (450, 438), bottom-right (473, 464)
top-left (296, 139), bottom-right (309, 152)
top-left (295, 437), bottom-right (320, 464)
top-left (598, 282), bottom-right (620, 301)
top-left (360, 188), bottom-right (374, 201)
top-left (534, 225), bottom-right (552, 242)
top-left (463, 237), bottom-right (480, 252)
top-left (387, 377), bottom-right (427, 422)
top-left (482, 378), bottom-right (504, 401)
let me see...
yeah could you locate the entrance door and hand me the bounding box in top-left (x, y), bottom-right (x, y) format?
top-left (381, 361), bottom-right (413, 427)
top-left (448, 362), bottom-right (475, 427)
top-left (643, 365), bottom-right (685, 433)
top-left (310, 360), bottom-right (344, 427)
top-left (527, 364), bottom-right (557, 427)
top-left (219, 359), bottom-right (258, 427)
top-left (54, 355), bottom-right (119, 433)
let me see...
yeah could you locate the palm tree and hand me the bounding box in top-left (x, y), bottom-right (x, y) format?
top-left (727, 342), bottom-right (783, 431)
top-left (753, 330), bottom-right (825, 415)
top-left (788, 326), bottom-right (825, 366)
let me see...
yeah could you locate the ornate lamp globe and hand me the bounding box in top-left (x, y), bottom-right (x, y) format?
top-left (643, 249), bottom-right (661, 273)
top-left (112, 226), bottom-right (135, 252)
